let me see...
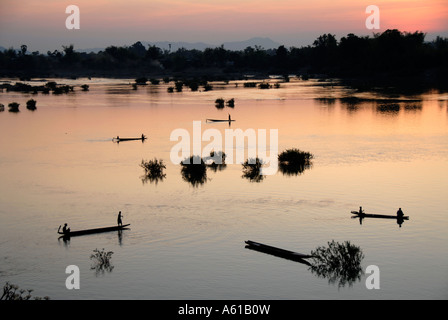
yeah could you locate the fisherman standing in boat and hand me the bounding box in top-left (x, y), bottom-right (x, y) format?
top-left (397, 208), bottom-right (404, 218)
top-left (117, 211), bottom-right (123, 226)
top-left (228, 113), bottom-right (231, 122)
top-left (359, 206), bottom-right (364, 215)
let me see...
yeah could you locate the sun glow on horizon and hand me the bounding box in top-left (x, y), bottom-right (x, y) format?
top-left (0, 0), bottom-right (446, 50)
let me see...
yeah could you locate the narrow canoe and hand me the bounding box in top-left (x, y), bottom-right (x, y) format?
top-left (351, 211), bottom-right (409, 220)
top-left (245, 240), bottom-right (314, 264)
top-left (113, 137), bottom-right (146, 142)
top-left (206, 119), bottom-right (236, 122)
top-left (58, 224), bottom-right (130, 237)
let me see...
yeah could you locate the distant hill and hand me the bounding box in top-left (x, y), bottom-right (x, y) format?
top-left (222, 37), bottom-right (281, 51)
top-left (0, 46), bottom-right (6, 52)
top-left (142, 41), bottom-right (211, 51)
top-left (78, 37), bottom-right (282, 53)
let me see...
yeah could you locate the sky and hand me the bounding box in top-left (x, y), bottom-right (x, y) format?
top-left (0, 0), bottom-right (447, 52)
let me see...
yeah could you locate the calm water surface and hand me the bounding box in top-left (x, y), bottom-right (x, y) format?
top-left (0, 78), bottom-right (447, 299)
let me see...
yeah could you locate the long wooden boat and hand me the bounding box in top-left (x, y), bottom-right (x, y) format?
top-left (245, 240), bottom-right (313, 265)
top-left (113, 136), bottom-right (146, 142)
top-left (351, 211), bottom-right (409, 220)
top-left (58, 224), bottom-right (130, 238)
top-left (206, 119), bottom-right (236, 122)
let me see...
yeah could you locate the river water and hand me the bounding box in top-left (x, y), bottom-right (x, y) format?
top-left (0, 77), bottom-right (447, 299)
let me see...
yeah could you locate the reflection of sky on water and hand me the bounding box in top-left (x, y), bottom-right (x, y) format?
top-left (0, 78), bottom-right (447, 299)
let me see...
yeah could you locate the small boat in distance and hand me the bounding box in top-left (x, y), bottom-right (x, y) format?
top-left (57, 224), bottom-right (130, 238)
top-left (206, 119), bottom-right (236, 122)
top-left (351, 211), bottom-right (409, 220)
top-left (113, 134), bottom-right (147, 142)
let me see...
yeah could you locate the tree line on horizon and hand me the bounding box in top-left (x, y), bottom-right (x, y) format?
top-left (1, 29), bottom-right (447, 88)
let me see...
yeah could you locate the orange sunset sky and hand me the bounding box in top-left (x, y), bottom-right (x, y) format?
top-left (0, 0), bottom-right (447, 51)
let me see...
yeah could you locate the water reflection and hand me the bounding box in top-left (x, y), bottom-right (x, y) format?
top-left (140, 158), bottom-right (166, 185)
top-left (308, 240), bottom-right (364, 288)
top-left (314, 95), bottom-right (426, 115)
top-left (205, 151), bottom-right (227, 172)
top-left (404, 103), bottom-right (422, 112)
top-left (338, 97), bottom-right (364, 113)
top-left (180, 155), bottom-right (208, 187)
top-left (245, 240), bottom-right (364, 288)
top-left (90, 248), bottom-right (114, 276)
top-left (377, 103), bottom-right (400, 114)
top-left (314, 97), bottom-right (336, 106)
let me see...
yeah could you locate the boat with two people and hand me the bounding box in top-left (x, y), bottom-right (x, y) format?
top-left (351, 207), bottom-right (409, 227)
top-left (113, 134), bottom-right (147, 143)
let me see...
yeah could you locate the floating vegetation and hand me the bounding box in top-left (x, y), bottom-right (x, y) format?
top-left (0, 81), bottom-right (73, 94)
top-left (51, 83), bottom-right (74, 94)
top-left (90, 248), bottom-right (114, 276)
top-left (163, 77), bottom-right (170, 83)
top-left (8, 102), bottom-right (20, 112)
top-left (0, 103), bottom-right (4, 112)
top-left (278, 148), bottom-right (314, 176)
top-left (215, 98), bottom-right (225, 109)
top-left (308, 240), bottom-right (364, 288)
top-left (175, 81), bottom-right (183, 92)
top-left (214, 98), bottom-right (234, 109)
top-left (0, 82), bottom-right (39, 93)
top-left (203, 83), bottom-right (213, 91)
top-left (188, 82), bottom-right (199, 91)
top-left (258, 82), bottom-right (271, 89)
top-left (135, 77), bottom-right (148, 85)
top-left (150, 78), bottom-right (160, 85)
top-left (140, 158), bottom-right (166, 185)
top-left (243, 82), bottom-right (257, 88)
top-left (1, 282), bottom-right (49, 300)
top-left (167, 86), bottom-right (174, 93)
top-left (26, 99), bottom-right (37, 111)
top-left (206, 151), bottom-right (227, 172)
top-left (81, 84), bottom-right (89, 91)
top-left (180, 155), bottom-right (207, 187)
top-left (242, 157), bottom-right (265, 183)
top-left (274, 83), bottom-right (281, 89)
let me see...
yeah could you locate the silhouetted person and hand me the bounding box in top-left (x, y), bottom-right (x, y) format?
top-left (59, 223), bottom-right (70, 235)
top-left (359, 206), bottom-right (364, 215)
top-left (228, 113), bottom-right (231, 122)
top-left (141, 134), bottom-right (145, 140)
top-left (117, 211), bottom-right (123, 226)
top-left (397, 208), bottom-right (404, 218)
